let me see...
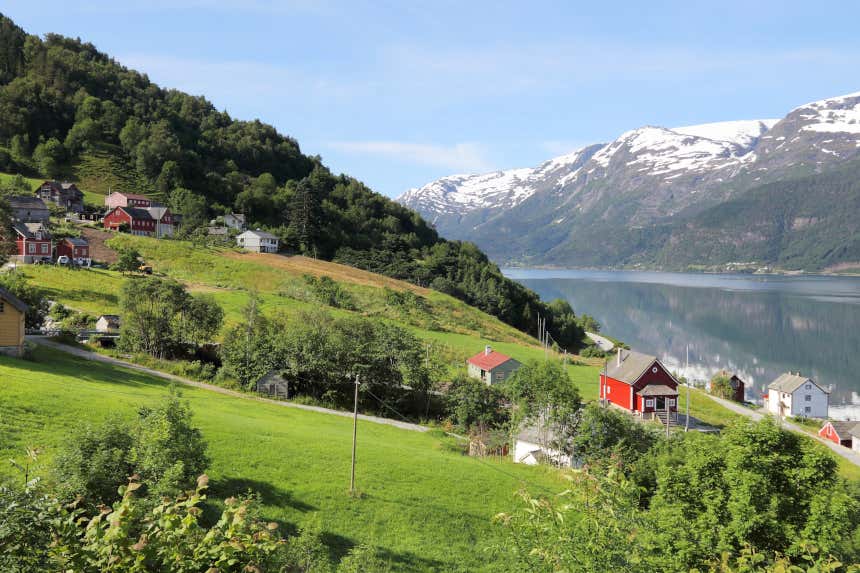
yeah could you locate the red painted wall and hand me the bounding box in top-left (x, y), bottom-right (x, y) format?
top-left (104, 208), bottom-right (154, 234)
top-left (56, 241), bottom-right (89, 259)
top-left (818, 423), bottom-right (849, 446)
top-left (600, 374), bottom-right (633, 410)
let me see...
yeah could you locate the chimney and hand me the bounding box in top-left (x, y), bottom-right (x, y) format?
top-left (485, 345), bottom-right (492, 356)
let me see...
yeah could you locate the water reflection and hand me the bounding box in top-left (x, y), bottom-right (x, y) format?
top-left (505, 270), bottom-right (860, 418)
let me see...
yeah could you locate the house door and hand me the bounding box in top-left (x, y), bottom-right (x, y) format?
top-left (655, 397), bottom-right (666, 411)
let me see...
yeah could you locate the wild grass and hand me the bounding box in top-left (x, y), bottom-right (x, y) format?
top-left (0, 348), bottom-right (564, 572)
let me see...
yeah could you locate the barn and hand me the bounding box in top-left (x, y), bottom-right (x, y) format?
top-left (600, 349), bottom-right (679, 419)
top-left (819, 421), bottom-right (860, 450)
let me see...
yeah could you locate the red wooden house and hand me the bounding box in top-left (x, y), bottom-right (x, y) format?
top-left (12, 222), bottom-right (52, 264)
top-left (103, 206), bottom-right (157, 236)
top-left (600, 349), bottom-right (679, 419)
top-left (56, 237), bottom-right (91, 265)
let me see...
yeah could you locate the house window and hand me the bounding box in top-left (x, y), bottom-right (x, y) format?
top-left (28, 243), bottom-right (35, 254)
top-left (804, 406), bottom-right (811, 414)
top-left (667, 398), bottom-right (676, 407)
top-left (804, 395), bottom-right (811, 402)
top-left (805, 384), bottom-right (811, 390)
top-left (41, 244), bottom-right (48, 254)
top-left (645, 399), bottom-right (654, 408)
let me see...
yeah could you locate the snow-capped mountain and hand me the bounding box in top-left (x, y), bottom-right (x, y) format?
top-left (398, 144), bottom-right (601, 218)
top-left (397, 91), bottom-right (860, 268)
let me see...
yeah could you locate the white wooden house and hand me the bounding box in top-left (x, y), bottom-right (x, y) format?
top-left (236, 230), bottom-right (279, 253)
top-left (766, 373), bottom-right (829, 418)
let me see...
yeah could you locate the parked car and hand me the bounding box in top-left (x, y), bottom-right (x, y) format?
top-left (56, 255), bottom-right (70, 265)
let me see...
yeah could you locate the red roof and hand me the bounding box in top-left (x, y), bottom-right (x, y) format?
top-left (467, 350), bottom-right (513, 371)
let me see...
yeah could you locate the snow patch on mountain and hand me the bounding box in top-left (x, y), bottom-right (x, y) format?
top-left (398, 145), bottom-right (598, 214)
top-left (792, 91), bottom-right (860, 134)
top-left (671, 119), bottom-right (778, 147)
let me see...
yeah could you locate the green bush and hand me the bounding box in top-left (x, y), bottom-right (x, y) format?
top-left (53, 391), bottom-right (209, 505)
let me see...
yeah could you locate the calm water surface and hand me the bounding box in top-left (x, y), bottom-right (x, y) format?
top-left (504, 269), bottom-right (860, 419)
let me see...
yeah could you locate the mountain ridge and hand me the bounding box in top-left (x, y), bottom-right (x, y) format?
top-left (398, 91), bottom-right (860, 270)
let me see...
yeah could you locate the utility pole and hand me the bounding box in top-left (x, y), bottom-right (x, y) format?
top-left (684, 344), bottom-right (690, 432)
top-left (666, 398), bottom-right (671, 438)
top-left (350, 373), bottom-right (360, 496)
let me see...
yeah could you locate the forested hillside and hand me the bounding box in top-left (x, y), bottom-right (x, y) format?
top-left (0, 14), bottom-right (584, 348)
top-left (655, 159), bottom-right (860, 271)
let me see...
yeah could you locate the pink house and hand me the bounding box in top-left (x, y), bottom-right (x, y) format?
top-left (105, 191), bottom-right (153, 210)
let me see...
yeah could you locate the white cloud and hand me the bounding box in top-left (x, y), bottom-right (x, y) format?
top-left (326, 141), bottom-right (494, 173)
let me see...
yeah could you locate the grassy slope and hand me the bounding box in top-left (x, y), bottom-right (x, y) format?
top-left (0, 348), bottom-right (563, 572)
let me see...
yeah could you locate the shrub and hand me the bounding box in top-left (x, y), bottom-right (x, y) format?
top-left (53, 391), bottom-right (209, 505)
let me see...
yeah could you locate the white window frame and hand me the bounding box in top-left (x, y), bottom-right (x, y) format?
top-left (645, 398), bottom-right (655, 408)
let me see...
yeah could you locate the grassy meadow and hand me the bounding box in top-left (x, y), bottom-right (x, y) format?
top-left (0, 348), bottom-right (564, 572)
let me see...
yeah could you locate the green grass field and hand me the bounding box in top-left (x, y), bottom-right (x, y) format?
top-left (0, 348), bottom-right (565, 572)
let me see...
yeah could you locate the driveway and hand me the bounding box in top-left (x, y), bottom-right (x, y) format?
top-left (26, 336), bottom-right (428, 433)
top-left (705, 393), bottom-right (860, 466)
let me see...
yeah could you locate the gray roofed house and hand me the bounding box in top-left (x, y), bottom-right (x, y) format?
top-left (8, 195), bottom-right (50, 222)
top-left (236, 229), bottom-right (279, 253)
top-left (63, 237), bottom-right (88, 247)
top-left (767, 372), bottom-right (829, 418)
top-left (768, 373), bottom-right (828, 394)
top-left (606, 349), bottom-right (660, 384)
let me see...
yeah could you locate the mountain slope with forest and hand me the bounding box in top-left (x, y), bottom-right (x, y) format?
top-left (400, 92), bottom-right (860, 271)
top-left (0, 13), bottom-right (584, 349)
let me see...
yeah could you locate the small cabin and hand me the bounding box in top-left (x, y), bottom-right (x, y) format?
top-left (467, 346), bottom-right (521, 385)
top-left (96, 315), bottom-right (121, 333)
top-left (0, 287), bottom-right (28, 357)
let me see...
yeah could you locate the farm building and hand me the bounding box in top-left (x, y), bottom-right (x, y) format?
top-left (600, 349), bottom-right (679, 420)
top-left (104, 191), bottom-right (153, 209)
top-left (103, 206), bottom-right (157, 236)
top-left (13, 222), bottom-right (52, 264)
top-left (0, 286), bottom-right (27, 357)
top-left (766, 373), bottom-right (829, 418)
top-left (255, 370), bottom-right (290, 398)
top-left (8, 196), bottom-right (50, 223)
top-left (37, 181), bottom-right (84, 212)
top-left (96, 315), bottom-right (121, 333)
top-left (145, 206), bottom-right (175, 237)
top-left (513, 424), bottom-right (574, 467)
top-left (56, 237), bottom-right (91, 266)
top-left (236, 229), bottom-right (279, 253)
top-left (819, 421), bottom-right (860, 450)
top-left (466, 346), bottom-right (521, 385)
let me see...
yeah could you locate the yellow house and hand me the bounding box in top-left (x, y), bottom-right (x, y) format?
top-left (0, 286), bottom-right (27, 357)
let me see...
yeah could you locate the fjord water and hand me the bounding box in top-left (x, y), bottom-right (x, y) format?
top-left (504, 269), bottom-right (860, 419)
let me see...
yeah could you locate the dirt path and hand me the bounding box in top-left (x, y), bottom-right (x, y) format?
top-left (704, 393), bottom-right (860, 466)
top-left (27, 336), bottom-right (428, 433)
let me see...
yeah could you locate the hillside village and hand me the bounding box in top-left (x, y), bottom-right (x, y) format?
top-left (0, 178), bottom-right (856, 458)
top-left (1, 10), bottom-right (860, 572)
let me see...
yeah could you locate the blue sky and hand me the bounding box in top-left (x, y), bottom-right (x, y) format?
top-left (5, 1), bottom-right (860, 197)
